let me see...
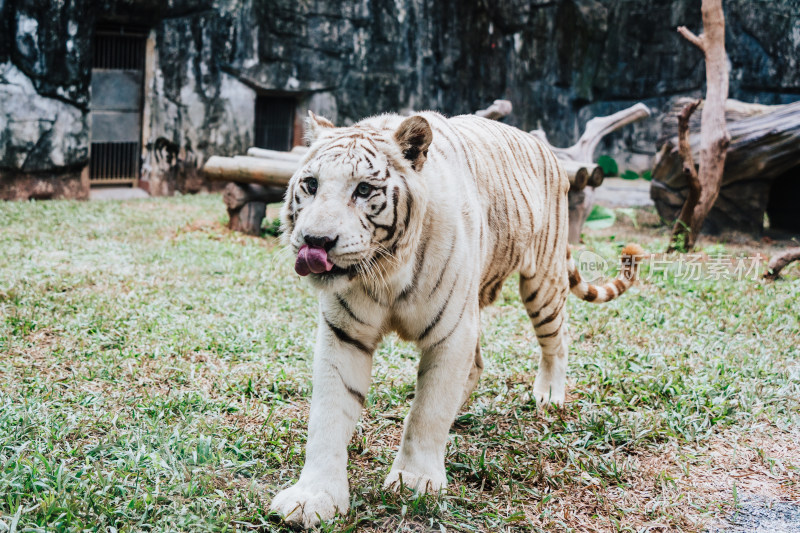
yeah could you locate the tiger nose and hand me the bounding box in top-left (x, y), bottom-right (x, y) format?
top-left (303, 234), bottom-right (338, 251)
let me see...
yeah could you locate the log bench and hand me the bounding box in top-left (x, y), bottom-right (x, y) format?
top-left (203, 102), bottom-right (650, 239)
top-left (204, 148), bottom-right (607, 237)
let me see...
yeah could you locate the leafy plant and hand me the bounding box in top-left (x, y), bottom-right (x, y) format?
top-left (615, 207), bottom-right (639, 229)
top-left (584, 205), bottom-right (616, 229)
top-left (596, 155), bottom-right (618, 177)
top-left (621, 170), bottom-right (640, 180)
top-left (262, 217), bottom-right (282, 237)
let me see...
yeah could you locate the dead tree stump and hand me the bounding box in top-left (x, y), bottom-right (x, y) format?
top-left (665, 0), bottom-right (731, 251)
top-left (651, 99), bottom-right (800, 235)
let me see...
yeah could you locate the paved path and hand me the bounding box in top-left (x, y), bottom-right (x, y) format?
top-left (711, 495), bottom-right (800, 532)
top-left (593, 177), bottom-right (653, 207)
top-left (89, 187), bottom-right (150, 200)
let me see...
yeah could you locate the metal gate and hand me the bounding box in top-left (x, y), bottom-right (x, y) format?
top-left (254, 96), bottom-right (296, 152)
top-left (89, 26), bottom-right (146, 185)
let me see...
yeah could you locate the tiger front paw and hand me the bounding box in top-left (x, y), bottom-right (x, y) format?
top-left (270, 481), bottom-right (349, 529)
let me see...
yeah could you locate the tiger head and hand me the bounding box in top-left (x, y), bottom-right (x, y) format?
top-left (280, 111), bottom-right (432, 290)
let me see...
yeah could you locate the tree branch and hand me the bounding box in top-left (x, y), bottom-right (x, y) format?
top-left (668, 100), bottom-right (702, 252)
top-left (677, 26), bottom-right (705, 52)
top-left (666, 0), bottom-right (729, 252)
top-left (475, 99), bottom-right (513, 121)
top-left (531, 102), bottom-right (650, 163)
top-left (763, 247), bottom-right (800, 280)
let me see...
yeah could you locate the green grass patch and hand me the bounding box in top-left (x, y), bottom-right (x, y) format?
top-left (1, 195), bottom-right (798, 531)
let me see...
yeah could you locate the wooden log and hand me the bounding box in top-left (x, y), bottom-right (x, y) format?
top-left (207, 152), bottom-right (599, 189)
top-left (658, 98), bottom-right (784, 146)
top-left (651, 99), bottom-right (800, 235)
top-left (223, 182), bottom-right (285, 210)
top-left (203, 156), bottom-right (296, 186)
top-left (567, 188), bottom-right (590, 243)
top-left (232, 202), bottom-right (267, 236)
top-left (561, 161), bottom-right (604, 190)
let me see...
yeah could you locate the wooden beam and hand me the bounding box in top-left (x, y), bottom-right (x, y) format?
top-left (203, 156), bottom-right (296, 186)
top-left (206, 151), bottom-right (600, 189)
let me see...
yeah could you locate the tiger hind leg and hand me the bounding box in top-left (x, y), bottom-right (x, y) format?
top-left (519, 275), bottom-right (570, 406)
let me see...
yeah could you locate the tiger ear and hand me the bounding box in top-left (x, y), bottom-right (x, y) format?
top-left (394, 116), bottom-right (432, 171)
top-left (305, 110), bottom-right (335, 145)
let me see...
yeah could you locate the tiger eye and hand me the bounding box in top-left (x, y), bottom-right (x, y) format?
top-left (305, 177), bottom-right (318, 194)
top-left (355, 182), bottom-right (372, 197)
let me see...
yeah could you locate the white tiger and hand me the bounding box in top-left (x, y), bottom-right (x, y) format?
top-left (270, 111), bottom-right (644, 527)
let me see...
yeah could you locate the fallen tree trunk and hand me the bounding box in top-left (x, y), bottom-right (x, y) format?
top-left (763, 248), bottom-right (800, 280)
top-left (531, 102), bottom-right (651, 242)
top-left (651, 99), bottom-right (800, 235)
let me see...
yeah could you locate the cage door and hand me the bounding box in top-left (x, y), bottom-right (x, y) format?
top-left (254, 96), bottom-right (296, 152)
top-left (89, 26), bottom-right (146, 184)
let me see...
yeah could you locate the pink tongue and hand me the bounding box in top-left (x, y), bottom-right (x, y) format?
top-left (295, 244), bottom-right (335, 276)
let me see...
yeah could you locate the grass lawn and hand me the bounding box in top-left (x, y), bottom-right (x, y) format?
top-left (1, 194), bottom-right (798, 532)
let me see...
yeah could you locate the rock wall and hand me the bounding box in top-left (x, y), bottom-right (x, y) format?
top-left (2, 0), bottom-right (799, 199)
top-left (1, 0), bottom-right (93, 199)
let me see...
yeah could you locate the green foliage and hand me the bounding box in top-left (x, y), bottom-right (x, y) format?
top-left (641, 169), bottom-right (653, 181)
top-left (596, 155), bottom-right (618, 177)
top-left (615, 207), bottom-right (639, 229)
top-left (584, 205), bottom-right (616, 229)
top-left (263, 216), bottom-right (282, 237)
top-left (621, 169), bottom-right (640, 180)
top-left (669, 220), bottom-right (691, 253)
